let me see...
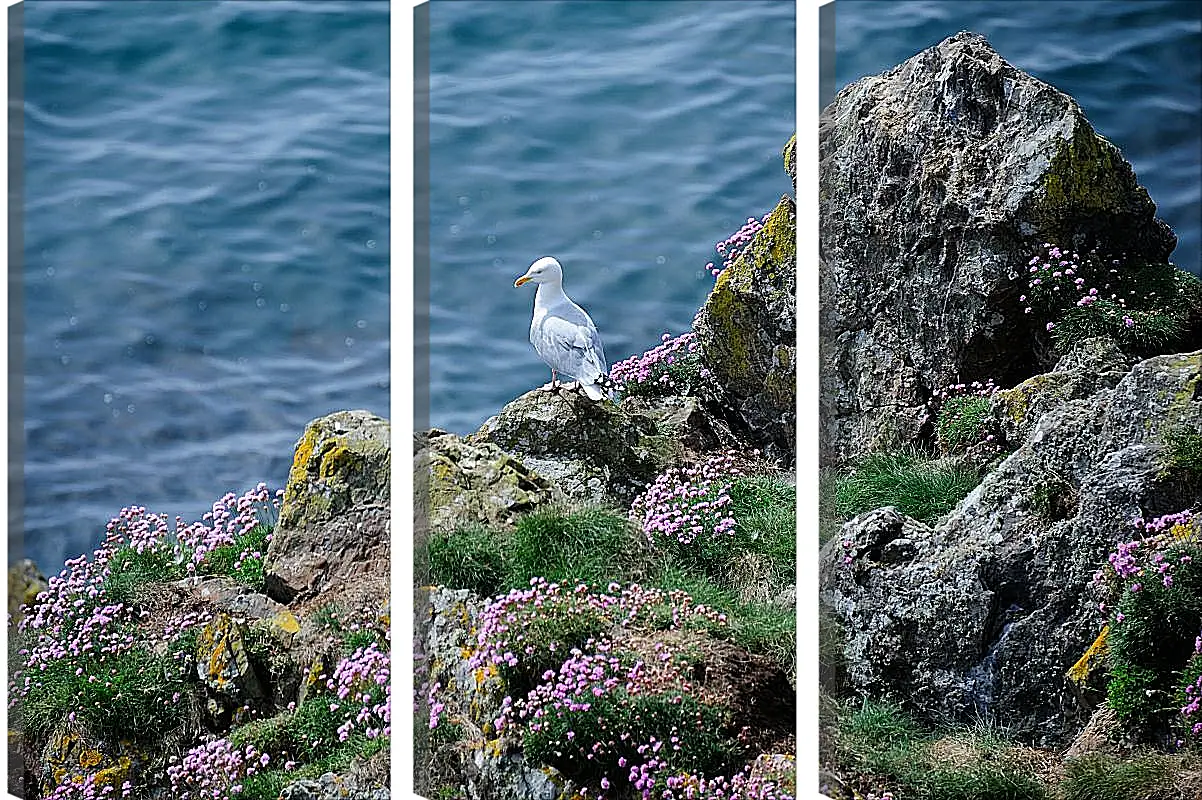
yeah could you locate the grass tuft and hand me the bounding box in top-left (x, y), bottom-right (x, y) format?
top-left (832, 450), bottom-right (981, 524)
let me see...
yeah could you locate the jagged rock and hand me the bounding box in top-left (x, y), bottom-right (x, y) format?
top-left (8, 559), bottom-right (47, 627)
top-left (821, 350), bottom-right (1202, 744)
top-left (265, 410), bottom-right (389, 605)
top-left (991, 337), bottom-right (1136, 444)
top-left (417, 587), bottom-right (574, 800)
top-left (418, 428), bottom-right (560, 532)
top-left (280, 772), bottom-right (389, 800)
top-left (819, 31), bottom-right (1177, 464)
top-left (40, 724), bottom-right (149, 799)
top-left (470, 389), bottom-right (669, 506)
top-left (694, 181), bottom-right (797, 465)
top-left (195, 613), bottom-right (267, 725)
top-left (417, 588), bottom-right (507, 736)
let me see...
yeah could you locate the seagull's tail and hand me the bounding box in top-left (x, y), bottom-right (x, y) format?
top-left (581, 379), bottom-right (610, 401)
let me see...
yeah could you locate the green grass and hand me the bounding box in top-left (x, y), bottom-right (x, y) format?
top-left (937, 395), bottom-right (992, 454)
top-left (507, 506), bottom-right (640, 588)
top-left (831, 449), bottom-right (982, 525)
top-left (1161, 425), bottom-right (1202, 480)
top-left (427, 508), bottom-right (643, 598)
top-left (426, 525), bottom-right (507, 597)
top-left (198, 523), bottom-right (273, 589)
top-left (18, 638), bottom-right (193, 743)
top-left (103, 543), bottom-right (188, 605)
top-left (649, 565), bottom-right (794, 676)
top-left (729, 475), bottom-right (796, 573)
top-left (835, 700), bottom-right (1047, 800)
top-left (1059, 754), bottom-right (1175, 800)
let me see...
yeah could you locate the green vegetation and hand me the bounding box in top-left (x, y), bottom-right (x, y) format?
top-left (828, 449), bottom-right (982, 525)
top-left (1160, 425), bottom-right (1202, 480)
top-left (103, 543), bottom-right (188, 605)
top-left (198, 522), bottom-right (273, 589)
top-left (427, 507), bottom-right (644, 598)
top-left (936, 395), bottom-right (993, 454)
top-left (830, 698), bottom-right (1049, 800)
top-left (525, 692), bottom-right (735, 784)
top-left (1106, 539), bottom-right (1202, 733)
top-left (426, 525), bottom-right (507, 597)
top-left (1059, 753), bottom-right (1185, 800)
top-left (16, 635), bottom-right (194, 743)
top-left (426, 474), bottom-right (797, 677)
top-left (508, 506), bottom-right (639, 587)
top-left (229, 693), bottom-right (388, 799)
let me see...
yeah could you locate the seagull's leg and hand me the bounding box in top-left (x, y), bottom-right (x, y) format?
top-left (540, 369), bottom-right (559, 392)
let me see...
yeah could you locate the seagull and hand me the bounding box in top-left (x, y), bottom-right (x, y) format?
top-left (513, 256), bottom-right (611, 400)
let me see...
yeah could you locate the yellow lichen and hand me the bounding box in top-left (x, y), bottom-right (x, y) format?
top-left (78, 749), bottom-right (103, 769)
top-left (1067, 624), bottom-right (1109, 686)
top-left (92, 755), bottom-right (132, 789)
top-left (271, 610), bottom-right (301, 636)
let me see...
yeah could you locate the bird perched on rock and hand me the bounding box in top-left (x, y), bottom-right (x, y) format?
top-left (513, 256), bottom-right (611, 400)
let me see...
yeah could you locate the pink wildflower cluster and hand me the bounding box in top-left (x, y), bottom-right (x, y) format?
top-left (927, 379), bottom-right (998, 408)
top-left (166, 738), bottom-right (270, 799)
top-left (1022, 243), bottom-right (1137, 331)
top-left (326, 641), bottom-right (391, 742)
top-left (426, 680), bottom-right (445, 730)
top-left (630, 451), bottom-right (747, 547)
top-left (496, 637), bottom-right (716, 739)
top-left (706, 213), bottom-right (770, 280)
top-left (609, 332), bottom-right (706, 396)
top-left (11, 486), bottom-right (282, 709)
top-left (1095, 510), bottom-right (1198, 613)
top-left (619, 755), bottom-right (795, 800)
top-left (1182, 666), bottom-right (1202, 737)
top-left (43, 774), bottom-right (134, 800)
top-left (468, 579), bottom-right (726, 675)
top-left (174, 483), bottom-right (279, 570)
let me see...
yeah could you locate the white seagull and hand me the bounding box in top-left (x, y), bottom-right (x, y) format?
top-left (513, 256), bottom-right (611, 400)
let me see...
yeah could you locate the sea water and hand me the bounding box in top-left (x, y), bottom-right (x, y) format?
top-left (18, 1), bottom-right (389, 572)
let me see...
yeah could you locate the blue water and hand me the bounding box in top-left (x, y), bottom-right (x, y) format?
top-left (427, 0), bottom-right (797, 436)
top-left (18, 1), bottom-right (389, 574)
top-left (834, 0), bottom-right (1202, 277)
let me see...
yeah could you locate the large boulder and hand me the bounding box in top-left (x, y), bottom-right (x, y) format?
top-left (264, 410), bottom-right (390, 605)
top-left (694, 137), bottom-right (797, 465)
top-left (470, 389), bottom-right (681, 507)
top-left (417, 428), bottom-right (561, 533)
top-left (819, 31), bottom-right (1177, 464)
top-left (821, 350), bottom-right (1202, 745)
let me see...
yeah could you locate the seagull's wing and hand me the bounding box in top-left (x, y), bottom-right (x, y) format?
top-left (533, 304), bottom-right (609, 396)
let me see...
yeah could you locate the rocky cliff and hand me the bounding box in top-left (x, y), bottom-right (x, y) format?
top-left (8, 410), bottom-right (391, 800)
top-left (820, 31), bottom-right (1202, 795)
top-left (819, 30), bottom-right (1193, 466)
top-left (417, 137), bottom-right (799, 800)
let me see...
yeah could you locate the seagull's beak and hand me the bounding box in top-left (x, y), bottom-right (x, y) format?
top-left (514, 274), bottom-right (532, 287)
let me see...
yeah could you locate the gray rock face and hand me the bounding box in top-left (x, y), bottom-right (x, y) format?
top-left (990, 337), bottom-right (1136, 445)
top-left (821, 350), bottom-right (1202, 745)
top-left (694, 184), bottom-right (797, 464)
top-left (416, 588), bottom-right (575, 800)
top-left (418, 428), bottom-right (561, 532)
top-left (280, 772), bottom-right (389, 800)
top-left (819, 31), bottom-right (1176, 464)
top-left (471, 389), bottom-right (671, 507)
top-left (265, 410), bottom-right (390, 604)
